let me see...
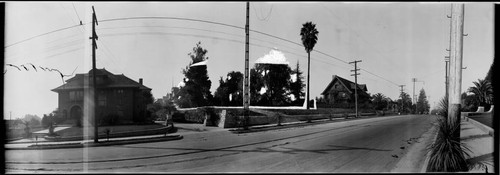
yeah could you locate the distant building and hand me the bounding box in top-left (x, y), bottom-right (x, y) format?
top-left (51, 68), bottom-right (152, 125)
top-left (321, 75), bottom-right (370, 105)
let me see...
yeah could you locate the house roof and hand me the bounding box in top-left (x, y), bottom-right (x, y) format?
top-left (51, 68), bottom-right (151, 92)
top-left (321, 75), bottom-right (368, 96)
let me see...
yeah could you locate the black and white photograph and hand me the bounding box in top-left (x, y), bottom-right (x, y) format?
top-left (3, 1), bottom-right (495, 173)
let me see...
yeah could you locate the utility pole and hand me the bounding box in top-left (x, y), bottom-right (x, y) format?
top-left (448, 3), bottom-right (465, 137)
top-left (445, 56), bottom-right (449, 97)
top-left (90, 6), bottom-right (99, 143)
top-left (349, 60), bottom-right (361, 118)
top-left (412, 78), bottom-right (424, 114)
top-left (242, 1), bottom-right (250, 130)
top-left (399, 85), bottom-right (405, 114)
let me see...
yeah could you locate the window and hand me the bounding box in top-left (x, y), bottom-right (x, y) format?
top-left (69, 91), bottom-right (75, 101)
top-left (116, 89), bottom-right (124, 105)
top-left (69, 91), bottom-right (83, 101)
top-left (98, 92), bottom-right (107, 107)
top-left (76, 91), bottom-right (83, 100)
top-left (340, 92), bottom-right (347, 98)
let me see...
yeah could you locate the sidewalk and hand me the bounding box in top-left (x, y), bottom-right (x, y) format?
top-left (460, 116), bottom-right (494, 173)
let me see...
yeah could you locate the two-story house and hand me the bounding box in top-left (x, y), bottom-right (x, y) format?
top-left (51, 68), bottom-right (151, 125)
top-left (321, 75), bottom-right (370, 105)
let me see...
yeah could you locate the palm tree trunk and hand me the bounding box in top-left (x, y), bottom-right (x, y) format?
top-left (306, 51), bottom-right (310, 109)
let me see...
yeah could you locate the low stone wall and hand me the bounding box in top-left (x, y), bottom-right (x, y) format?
top-left (205, 109), bottom-right (376, 128)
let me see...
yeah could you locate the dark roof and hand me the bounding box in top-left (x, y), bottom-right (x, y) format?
top-left (52, 68), bottom-right (151, 92)
top-left (321, 75), bottom-right (368, 95)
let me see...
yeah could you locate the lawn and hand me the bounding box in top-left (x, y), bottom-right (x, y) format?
top-left (55, 124), bottom-right (166, 137)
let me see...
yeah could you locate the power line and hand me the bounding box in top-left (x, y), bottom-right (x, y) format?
top-left (7, 15), bottom-right (400, 88)
top-left (5, 24), bottom-right (83, 48)
top-left (359, 68), bottom-right (400, 87)
top-left (72, 3), bottom-right (83, 25)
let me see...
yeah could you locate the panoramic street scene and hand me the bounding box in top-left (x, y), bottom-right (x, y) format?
top-left (3, 2), bottom-right (495, 173)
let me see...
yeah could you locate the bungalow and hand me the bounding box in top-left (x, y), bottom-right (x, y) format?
top-left (321, 75), bottom-right (370, 105)
top-left (51, 68), bottom-right (152, 125)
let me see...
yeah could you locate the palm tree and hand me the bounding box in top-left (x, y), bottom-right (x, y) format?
top-left (468, 79), bottom-right (493, 107)
top-left (300, 21), bottom-right (319, 109)
top-left (372, 93), bottom-right (387, 111)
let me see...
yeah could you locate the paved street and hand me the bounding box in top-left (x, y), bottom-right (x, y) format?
top-left (5, 115), bottom-right (437, 173)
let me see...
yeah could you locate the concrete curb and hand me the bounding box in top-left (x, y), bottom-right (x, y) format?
top-left (464, 116), bottom-right (494, 136)
top-left (6, 135), bottom-right (183, 150)
top-left (420, 122), bottom-right (439, 173)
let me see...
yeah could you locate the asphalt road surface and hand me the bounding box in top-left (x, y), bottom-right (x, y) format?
top-left (5, 115), bottom-right (437, 173)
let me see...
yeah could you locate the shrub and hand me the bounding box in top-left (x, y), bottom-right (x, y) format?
top-left (201, 107), bottom-right (220, 126)
top-left (101, 114), bottom-right (120, 126)
top-left (427, 95), bottom-right (471, 172)
top-left (427, 116), bottom-right (470, 172)
top-left (76, 118), bottom-right (82, 127)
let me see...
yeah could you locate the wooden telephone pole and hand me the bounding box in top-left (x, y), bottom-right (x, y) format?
top-left (399, 85), bottom-right (405, 113)
top-left (448, 3), bottom-right (465, 137)
top-left (349, 60), bottom-right (361, 117)
top-left (91, 6), bottom-right (99, 143)
top-left (243, 2), bottom-right (250, 129)
top-left (412, 78), bottom-right (424, 113)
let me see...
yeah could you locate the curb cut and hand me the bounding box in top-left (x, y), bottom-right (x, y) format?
top-left (6, 135), bottom-right (183, 150)
top-left (420, 122), bottom-right (439, 173)
top-left (465, 116), bottom-right (494, 137)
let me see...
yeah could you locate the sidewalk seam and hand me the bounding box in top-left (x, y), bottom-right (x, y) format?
top-left (420, 122), bottom-right (439, 173)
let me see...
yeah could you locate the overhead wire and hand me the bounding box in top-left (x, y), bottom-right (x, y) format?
top-left (7, 15), bottom-right (403, 88)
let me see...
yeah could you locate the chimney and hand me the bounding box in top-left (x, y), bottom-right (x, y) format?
top-left (139, 78), bottom-right (143, 85)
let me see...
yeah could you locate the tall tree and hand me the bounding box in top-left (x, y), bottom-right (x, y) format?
top-left (484, 58), bottom-right (494, 83)
top-left (416, 89), bottom-right (430, 114)
top-left (250, 68), bottom-right (265, 105)
top-left (397, 91), bottom-right (412, 114)
top-left (253, 64), bottom-right (292, 106)
top-left (214, 71), bottom-right (243, 106)
top-left (468, 79), bottom-right (493, 107)
top-left (300, 21), bottom-right (319, 109)
top-left (290, 61), bottom-right (305, 105)
top-left (175, 42), bottom-right (213, 108)
top-left (372, 93), bottom-right (388, 111)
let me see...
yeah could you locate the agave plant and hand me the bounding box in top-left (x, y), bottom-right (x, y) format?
top-left (427, 116), bottom-right (471, 172)
top-left (437, 95), bottom-right (448, 117)
top-left (427, 96), bottom-right (471, 172)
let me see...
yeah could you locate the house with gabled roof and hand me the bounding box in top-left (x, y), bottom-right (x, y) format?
top-left (321, 75), bottom-right (370, 105)
top-left (51, 68), bottom-right (152, 125)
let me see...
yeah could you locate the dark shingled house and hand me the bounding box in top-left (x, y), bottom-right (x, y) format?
top-left (321, 75), bottom-right (370, 105)
top-left (52, 68), bottom-right (151, 125)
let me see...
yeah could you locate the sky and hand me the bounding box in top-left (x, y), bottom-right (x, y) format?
top-left (4, 2), bottom-right (494, 119)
